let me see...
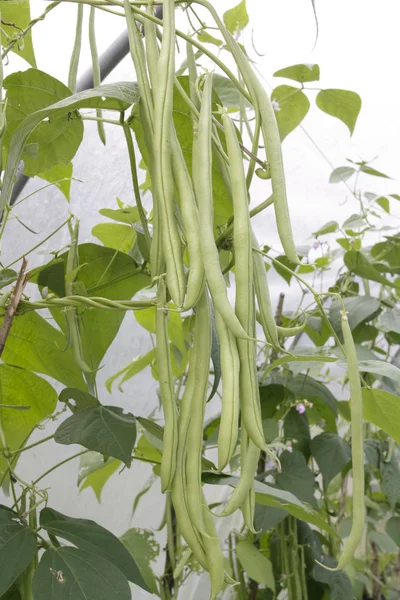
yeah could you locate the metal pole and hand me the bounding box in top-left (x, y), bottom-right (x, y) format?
top-left (9, 5), bottom-right (162, 206)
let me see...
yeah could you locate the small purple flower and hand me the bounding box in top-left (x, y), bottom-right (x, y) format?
top-left (296, 403), bottom-right (306, 414)
top-left (312, 241), bottom-right (320, 250)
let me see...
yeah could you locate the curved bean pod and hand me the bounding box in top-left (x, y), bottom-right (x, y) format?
top-left (201, 492), bottom-right (225, 599)
top-left (193, 74), bottom-right (252, 341)
top-left (88, 7), bottom-right (106, 145)
top-left (215, 309), bottom-right (239, 471)
top-left (219, 437), bottom-right (260, 517)
top-left (68, 4), bottom-right (83, 93)
top-left (155, 281), bottom-right (178, 491)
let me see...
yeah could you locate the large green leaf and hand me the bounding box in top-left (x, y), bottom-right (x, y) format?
top-left (254, 504), bottom-right (287, 533)
top-left (286, 374), bottom-right (337, 416)
top-left (313, 557), bottom-right (353, 599)
top-left (329, 296), bottom-right (381, 342)
top-left (344, 250), bottom-right (400, 288)
top-left (284, 407), bottom-right (310, 458)
top-left (362, 388), bottom-right (400, 444)
top-left (54, 406), bottom-right (136, 467)
top-left (1, 312), bottom-right (86, 390)
top-left (379, 308), bottom-right (400, 334)
top-left (316, 89), bottom-right (361, 135)
top-left (30, 244), bottom-right (150, 370)
top-left (236, 540), bottom-right (275, 591)
top-left (0, 509), bottom-right (36, 596)
top-left (310, 433), bottom-right (351, 487)
top-left (202, 471), bottom-right (337, 536)
top-left (0, 366), bottom-right (57, 478)
top-left (386, 516), bottom-right (400, 546)
top-left (92, 223), bottom-right (136, 254)
top-left (37, 163), bottom-right (73, 203)
top-left (0, 269), bottom-right (18, 290)
top-left (223, 0), bottom-right (249, 33)
top-left (120, 529), bottom-right (160, 595)
top-left (32, 547), bottom-right (131, 600)
top-left (329, 166), bottom-right (356, 184)
top-left (40, 508), bottom-right (148, 591)
top-left (273, 63), bottom-right (320, 83)
top-left (351, 359), bottom-right (400, 384)
top-left (275, 450), bottom-right (316, 508)
top-left (1, 82), bottom-right (139, 216)
top-left (106, 350), bottom-right (156, 393)
top-left (4, 69), bottom-right (84, 176)
top-left (271, 85), bottom-right (310, 140)
top-left (0, 1), bottom-right (36, 67)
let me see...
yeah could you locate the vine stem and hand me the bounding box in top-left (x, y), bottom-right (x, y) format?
top-left (7, 434), bottom-right (55, 457)
top-left (32, 449), bottom-right (88, 486)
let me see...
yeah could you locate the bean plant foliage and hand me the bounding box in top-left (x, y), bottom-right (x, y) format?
top-left (0, 1), bottom-right (398, 600)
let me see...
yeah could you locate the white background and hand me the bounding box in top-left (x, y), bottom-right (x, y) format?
top-left (1, 0), bottom-right (400, 597)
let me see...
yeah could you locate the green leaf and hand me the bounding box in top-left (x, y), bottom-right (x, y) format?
top-left (313, 221), bottom-right (338, 236)
top-left (313, 558), bottom-right (353, 599)
top-left (376, 196), bottom-right (390, 213)
top-left (360, 165), bottom-right (391, 179)
top-left (287, 374), bottom-right (337, 416)
top-left (329, 166), bottom-right (356, 183)
top-left (0, 511), bottom-right (36, 596)
top-left (1, 81), bottom-right (139, 216)
top-left (99, 207), bottom-right (140, 225)
top-left (30, 244), bottom-right (150, 370)
top-left (197, 30), bottom-right (223, 47)
top-left (4, 69), bottom-right (84, 176)
top-left (1, 311), bottom-right (86, 390)
top-left (32, 547), bottom-right (131, 599)
top-left (0, 584), bottom-right (21, 600)
top-left (0, 269), bottom-right (17, 290)
top-left (54, 406), bottom-right (137, 466)
top-left (379, 308), bottom-right (400, 334)
top-left (78, 452), bottom-right (121, 502)
top-left (254, 504), bottom-right (287, 533)
top-left (106, 350), bottom-right (155, 392)
top-left (0, 366), bottom-right (57, 479)
top-left (273, 255), bottom-right (298, 284)
top-left (213, 73), bottom-right (248, 109)
top-left (262, 354), bottom-right (337, 380)
top-left (362, 388), bottom-right (400, 445)
top-left (284, 407), bottom-right (310, 458)
top-left (37, 163), bottom-right (73, 202)
top-left (276, 450), bottom-right (316, 508)
top-left (386, 516), bottom-right (400, 546)
top-left (134, 435), bottom-right (162, 464)
top-left (329, 296), bottom-right (381, 342)
top-left (369, 531), bottom-right (397, 554)
top-left (273, 63), bottom-right (320, 83)
top-left (223, 0), bottom-right (249, 33)
top-left (310, 433), bottom-right (351, 487)
top-left (203, 471), bottom-right (337, 536)
top-left (381, 455), bottom-right (400, 509)
top-left (236, 540), bottom-right (275, 591)
top-left (350, 359), bottom-right (400, 384)
top-left (344, 250), bottom-right (400, 288)
top-left (40, 508), bottom-right (148, 591)
top-left (134, 306), bottom-right (156, 333)
top-left (271, 85), bottom-right (310, 141)
top-left (59, 388), bottom-right (100, 412)
top-left (316, 89), bottom-right (361, 135)
top-left (92, 223), bottom-right (136, 253)
top-left (120, 529), bottom-right (160, 594)
top-left (0, 1), bottom-right (36, 67)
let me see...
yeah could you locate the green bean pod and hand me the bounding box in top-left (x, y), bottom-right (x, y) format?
top-left (186, 39), bottom-right (200, 112)
top-left (219, 437), bottom-right (260, 517)
top-left (155, 281), bottom-right (178, 492)
top-left (88, 7), bottom-right (106, 145)
top-left (276, 311), bottom-right (307, 337)
top-left (185, 290), bottom-right (212, 534)
top-left (193, 73), bottom-right (251, 341)
top-left (201, 492), bottom-right (225, 599)
top-left (222, 112), bottom-right (265, 451)
top-left (144, 3), bottom-right (159, 94)
top-left (152, 0), bottom-right (185, 306)
top-left (68, 4), bottom-right (83, 93)
top-left (215, 309), bottom-right (239, 471)
top-left (252, 230), bottom-right (280, 348)
top-left (239, 428), bottom-right (257, 532)
top-left (170, 125), bottom-right (205, 310)
top-left (171, 344), bottom-right (209, 571)
top-left (318, 312), bottom-right (365, 571)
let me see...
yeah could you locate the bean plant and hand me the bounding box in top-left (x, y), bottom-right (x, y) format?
top-left (0, 1), bottom-right (399, 600)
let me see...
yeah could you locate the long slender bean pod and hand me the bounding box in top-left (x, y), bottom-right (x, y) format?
top-left (196, 1), bottom-right (299, 264)
top-left (68, 4), bottom-right (84, 93)
top-left (152, 0), bottom-right (185, 306)
top-left (215, 309), bottom-right (239, 471)
top-left (252, 230), bottom-right (280, 348)
top-left (219, 437), bottom-right (260, 517)
top-left (88, 7), bottom-right (106, 145)
top-left (170, 126), bottom-right (205, 310)
top-left (144, 2), bottom-right (159, 94)
top-left (193, 74), bottom-right (252, 341)
top-left (239, 428), bottom-right (256, 532)
top-left (186, 39), bottom-right (200, 112)
top-left (171, 337), bottom-right (209, 570)
top-left (185, 290), bottom-right (212, 534)
top-left (223, 112), bottom-right (265, 451)
top-left (317, 312), bottom-right (365, 571)
top-left (201, 492), bottom-right (225, 599)
top-left (156, 280), bottom-right (178, 491)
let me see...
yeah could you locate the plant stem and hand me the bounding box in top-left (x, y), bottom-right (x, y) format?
top-left (82, 115), bottom-right (121, 125)
top-left (7, 434), bottom-right (55, 457)
top-left (32, 449), bottom-right (88, 486)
